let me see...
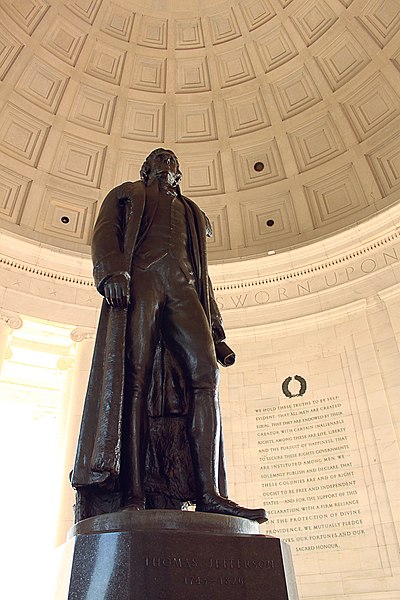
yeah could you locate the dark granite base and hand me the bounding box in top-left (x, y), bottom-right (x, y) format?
top-left (57, 511), bottom-right (299, 600)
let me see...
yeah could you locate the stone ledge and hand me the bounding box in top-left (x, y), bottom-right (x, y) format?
top-left (69, 508), bottom-right (262, 538)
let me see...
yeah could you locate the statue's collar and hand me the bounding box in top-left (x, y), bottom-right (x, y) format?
top-left (146, 176), bottom-right (178, 198)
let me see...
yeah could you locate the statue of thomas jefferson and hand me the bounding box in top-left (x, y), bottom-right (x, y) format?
top-left (71, 148), bottom-right (267, 524)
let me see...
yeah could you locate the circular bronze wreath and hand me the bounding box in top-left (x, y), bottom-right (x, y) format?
top-left (282, 375), bottom-right (307, 398)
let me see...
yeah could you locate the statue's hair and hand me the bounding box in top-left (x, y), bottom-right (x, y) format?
top-left (140, 148), bottom-right (182, 186)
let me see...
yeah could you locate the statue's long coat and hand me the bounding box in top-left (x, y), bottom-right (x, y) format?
top-left (71, 181), bottom-right (227, 519)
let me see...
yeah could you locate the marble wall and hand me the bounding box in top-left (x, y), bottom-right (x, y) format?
top-left (219, 298), bottom-right (400, 598)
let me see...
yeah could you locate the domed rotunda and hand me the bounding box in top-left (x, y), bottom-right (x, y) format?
top-left (0, 1), bottom-right (399, 599)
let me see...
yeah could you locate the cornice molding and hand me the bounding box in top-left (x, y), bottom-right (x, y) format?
top-left (0, 255), bottom-right (93, 287)
top-left (1, 227), bottom-right (400, 293)
top-left (0, 202), bottom-right (400, 325)
top-left (213, 230), bottom-right (400, 292)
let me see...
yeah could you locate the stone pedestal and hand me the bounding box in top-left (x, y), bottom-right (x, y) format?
top-left (56, 511), bottom-right (299, 600)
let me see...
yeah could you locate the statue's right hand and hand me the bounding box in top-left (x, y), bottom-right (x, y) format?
top-left (103, 273), bottom-right (130, 308)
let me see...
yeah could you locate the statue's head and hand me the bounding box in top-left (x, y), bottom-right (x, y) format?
top-left (140, 148), bottom-right (182, 187)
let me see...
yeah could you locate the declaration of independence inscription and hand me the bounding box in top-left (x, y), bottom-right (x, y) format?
top-left (253, 395), bottom-right (367, 552)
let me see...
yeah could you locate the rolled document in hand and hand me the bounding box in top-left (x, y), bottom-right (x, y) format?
top-left (215, 341), bottom-right (236, 367)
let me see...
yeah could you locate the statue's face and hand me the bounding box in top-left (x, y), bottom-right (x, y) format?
top-left (147, 150), bottom-right (179, 184)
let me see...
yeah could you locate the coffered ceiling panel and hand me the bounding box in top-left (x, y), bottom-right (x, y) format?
top-left (315, 28), bottom-right (371, 91)
top-left (175, 18), bottom-right (205, 50)
top-left (181, 152), bottom-right (224, 197)
top-left (366, 128), bottom-right (400, 197)
top-left (40, 15), bottom-right (87, 66)
top-left (131, 55), bottom-right (166, 93)
top-left (287, 112), bottom-right (346, 172)
top-left (255, 24), bottom-right (298, 72)
top-left (289, 0), bottom-right (338, 47)
top-left (100, 4), bottom-right (134, 42)
top-left (357, 0), bottom-right (400, 48)
top-left (0, 0), bottom-right (399, 262)
top-left (0, 26), bottom-right (24, 80)
top-left (0, 165), bottom-right (32, 224)
top-left (239, 0), bottom-right (276, 31)
top-left (209, 10), bottom-right (242, 45)
top-left (176, 57), bottom-right (211, 93)
top-left (303, 163), bottom-right (368, 228)
top-left (0, 103), bottom-right (50, 167)
top-left (2, 0), bottom-right (49, 35)
top-left (15, 57), bottom-right (70, 114)
top-left (66, 0), bottom-right (103, 25)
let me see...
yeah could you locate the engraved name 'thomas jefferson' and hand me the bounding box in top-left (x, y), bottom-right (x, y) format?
top-left (71, 148), bottom-right (267, 524)
top-left (144, 556), bottom-right (275, 570)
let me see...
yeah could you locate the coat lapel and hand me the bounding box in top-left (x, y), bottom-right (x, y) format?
top-left (181, 194), bottom-right (211, 322)
top-left (121, 181), bottom-right (146, 269)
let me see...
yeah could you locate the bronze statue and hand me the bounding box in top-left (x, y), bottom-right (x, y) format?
top-left (71, 148), bottom-right (267, 524)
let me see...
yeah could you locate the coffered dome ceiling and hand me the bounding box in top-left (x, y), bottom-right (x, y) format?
top-left (0, 0), bottom-right (400, 263)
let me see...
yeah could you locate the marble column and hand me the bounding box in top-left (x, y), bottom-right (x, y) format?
top-left (0, 313), bottom-right (23, 374)
top-left (55, 328), bottom-right (95, 547)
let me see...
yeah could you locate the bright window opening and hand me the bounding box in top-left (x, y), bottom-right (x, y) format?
top-left (0, 316), bottom-right (75, 599)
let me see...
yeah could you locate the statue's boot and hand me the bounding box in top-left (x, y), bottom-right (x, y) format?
top-left (122, 497), bottom-right (145, 511)
top-left (189, 389), bottom-right (268, 524)
top-left (196, 494), bottom-right (268, 524)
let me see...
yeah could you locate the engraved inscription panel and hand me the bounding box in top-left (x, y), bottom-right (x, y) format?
top-left (253, 394), bottom-right (368, 552)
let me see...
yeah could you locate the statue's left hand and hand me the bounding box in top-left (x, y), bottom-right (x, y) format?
top-left (103, 273), bottom-right (130, 308)
top-left (215, 341), bottom-right (235, 367)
